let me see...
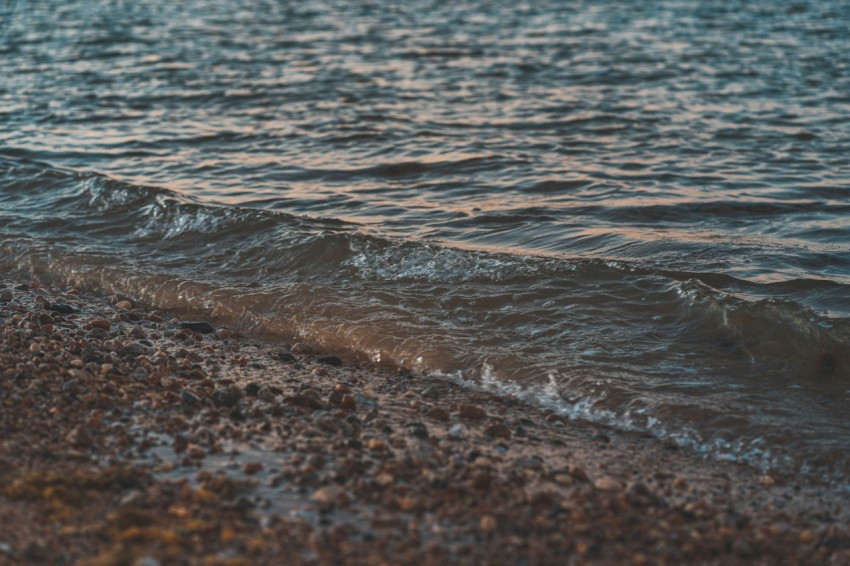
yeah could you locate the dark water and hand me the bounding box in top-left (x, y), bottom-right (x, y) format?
top-left (2, 0), bottom-right (850, 480)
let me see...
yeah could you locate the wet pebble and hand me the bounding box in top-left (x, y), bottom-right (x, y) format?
top-left (49, 303), bottom-right (76, 314)
top-left (118, 342), bottom-right (154, 357)
top-left (278, 352), bottom-right (297, 363)
top-left (180, 390), bottom-right (200, 405)
top-left (89, 318), bottom-right (111, 331)
top-left (318, 355), bottom-right (343, 367)
top-left (179, 321), bottom-right (215, 334)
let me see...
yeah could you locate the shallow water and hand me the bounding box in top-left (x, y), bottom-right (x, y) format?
top-left (2, 0), bottom-right (850, 480)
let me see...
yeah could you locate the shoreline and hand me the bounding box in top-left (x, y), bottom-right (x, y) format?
top-left (1, 277), bottom-right (849, 564)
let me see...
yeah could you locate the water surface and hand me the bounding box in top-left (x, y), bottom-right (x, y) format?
top-left (2, 0), bottom-right (850, 480)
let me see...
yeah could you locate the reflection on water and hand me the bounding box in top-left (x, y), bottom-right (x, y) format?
top-left (1, 0), bottom-right (850, 481)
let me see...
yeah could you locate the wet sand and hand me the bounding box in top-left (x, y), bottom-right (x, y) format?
top-left (1, 278), bottom-right (849, 565)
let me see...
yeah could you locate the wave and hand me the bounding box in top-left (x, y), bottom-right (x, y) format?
top-left (3, 156), bottom-right (850, 479)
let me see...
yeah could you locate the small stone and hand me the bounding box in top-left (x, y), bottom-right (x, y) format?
top-left (458, 403), bottom-right (487, 419)
top-left (188, 445), bottom-right (205, 459)
top-left (421, 386), bottom-right (440, 400)
top-left (425, 407), bottom-right (450, 422)
top-left (180, 321), bottom-right (215, 334)
top-left (119, 343), bottom-right (153, 358)
top-left (484, 422), bottom-right (511, 439)
top-left (244, 383), bottom-right (261, 396)
top-left (758, 475), bottom-right (775, 487)
top-left (115, 300), bottom-right (133, 309)
top-left (291, 342), bottom-right (313, 355)
top-left (339, 395), bottom-right (357, 411)
top-left (258, 386), bottom-right (276, 403)
top-left (448, 424), bottom-right (465, 439)
top-left (480, 515), bottom-right (497, 532)
top-left (285, 394), bottom-right (325, 411)
top-left (212, 388), bottom-right (241, 408)
top-left (89, 318), bottom-right (111, 331)
top-left (215, 328), bottom-right (234, 339)
top-left (278, 352), bottom-right (296, 363)
top-left (243, 462), bottom-right (264, 475)
top-left (312, 486), bottom-right (344, 506)
top-left (65, 425), bottom-right (91, 447)
top-left (28, 343), bottom-right (41, 353)
top-left (375, 472), bottom-right (394, 486)
top-left (318, 355), bottom-right (343, 367)
top-left (405, 421), bottom-right (429, 439)
top-left (180, 390), bottom-right (200, 405)
top-left (554, 474), bottom-right (574, 485)
top-left (49, 303), bottom-right (76, 314)
top-left (0, 290), bottom-right (13, 303)
top-left (594, 477), bottom-right (622, 492)
top-left (568, 465), bottom-right (589, 482)
top-left (354, 394), bottom-right (377, 409)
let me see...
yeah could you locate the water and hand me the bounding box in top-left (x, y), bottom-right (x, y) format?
top-left (2, 0), bottom-right (850, 480)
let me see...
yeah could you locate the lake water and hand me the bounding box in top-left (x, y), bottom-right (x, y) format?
top-left (2, 0), bottom-right (850, 481)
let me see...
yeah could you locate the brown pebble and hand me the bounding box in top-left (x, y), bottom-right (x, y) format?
top-left (594, 477), bottom-right (622, 491)
top-left (89, 318), bottom-right (111, 331)
top-left (568, 465), bottom-right (589, 482)
top-left (458, 403), bottom-right (487, 419)
top-left (758, 475), bottom-right (775, 487)
top-left (215, 328), bottom-right (235, 339)
top-left (340, 394), bottom-right (357, 411)
top-left (425, 407), bottom-right (450, 422)
top-left (115, 300), bottom-right (133, 309)
top-left (480, 515), bottom-right (497, 531)
top-left (243, 462), bottom-right (264, 475)
top-left (484, 422), bottom-right (512, 439)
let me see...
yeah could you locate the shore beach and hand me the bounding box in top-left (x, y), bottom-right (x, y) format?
top-left (1, 278), bottom-right (849, 565)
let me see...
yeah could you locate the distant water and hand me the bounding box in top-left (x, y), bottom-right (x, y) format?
top-left (2, 0), bottom-right (850, 481)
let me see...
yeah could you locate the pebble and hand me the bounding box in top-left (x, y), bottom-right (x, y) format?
top-left (458, 403), bottom-right (487, 419)
top-left (355, 394), bottom-right (377, 409)
top-left (339, 395), bottom-right (357, 411)
top-left (212, 387), bottom-right (242, 408)
top-left (49, 303), bottom-right (76, 314)
top-left (480, 515), bottom-right (497, 532)
top-left (405, 421), bottom-right (429, 439)
top-left (484, 422), bottom-right (512, 439)
top-left (215, 328), bottom-right (235, 339)
top-left (318, 355), bottom-right (343, 367)
top-left (118, 342), bottom-right (154, 357)
top-left (0, 290), bottom-right (12, 303)
top-left (425, 407), bottom-right (450, 422)
top-left (594, 476), bottom-right (622, 492)
top-left (448, 424), bottom-right (466, 439)
top-left (89, 318), bottom-right (111, 331)
top-left (115, 300), bottom-right (133, 309)
top-left (278, 352), bottom-right (297, 363)
top-left (243, 462), bottom-right (264, 475)
top-left (180, 390), bottom-right (200, 405)
top-left (179, 321), bottom-right (215, 334)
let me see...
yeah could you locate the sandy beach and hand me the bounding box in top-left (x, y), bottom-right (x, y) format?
top-left (1, 277), bottom-right (849, 565)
